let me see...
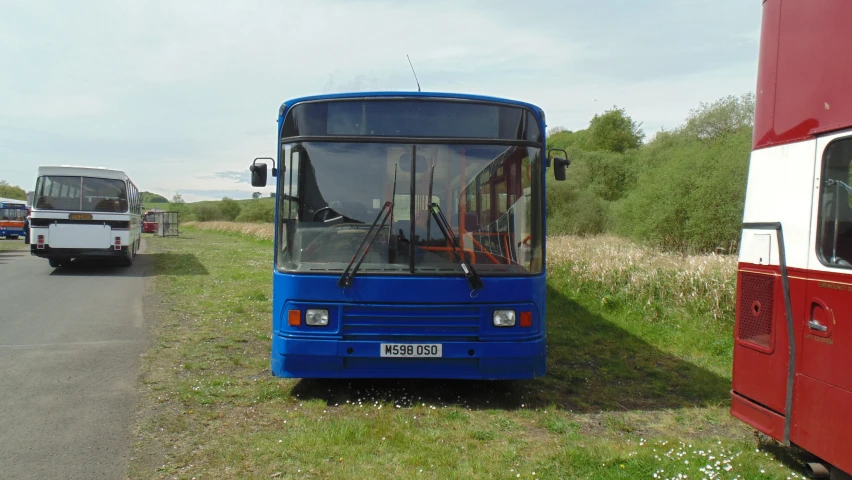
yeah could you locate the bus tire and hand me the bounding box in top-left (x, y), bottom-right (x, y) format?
top-left (121, 244), bottom-right (134, 267)
top-left (9, 235), bottom-right (18, 240)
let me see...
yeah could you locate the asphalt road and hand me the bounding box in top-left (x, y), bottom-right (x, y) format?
top-left (0, 240), bottom-right (151, 480)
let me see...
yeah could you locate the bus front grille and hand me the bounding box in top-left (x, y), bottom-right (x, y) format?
top-left (341, 305), bottom-right (480, 341)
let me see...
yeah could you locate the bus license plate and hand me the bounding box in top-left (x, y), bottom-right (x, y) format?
top-left (380, 343), bottom-right (442, 358)
top-left (69, 213), bottom-right (93, 220)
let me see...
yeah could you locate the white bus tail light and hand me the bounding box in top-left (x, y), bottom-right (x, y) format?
top-left (114, 236), bottom-right (121, 250)
top-left (37, 235), bottom-right (45, 249)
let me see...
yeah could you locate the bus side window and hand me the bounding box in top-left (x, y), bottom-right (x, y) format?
top-left (817, 137), bottom-right (852, 267)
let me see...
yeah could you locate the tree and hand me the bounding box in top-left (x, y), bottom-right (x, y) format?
top-left (219, 197), bottom-right (241, 221)
top-left (171, 192), bottom-right (187, 213)
top-left (615, 125), bottom-right (752, 252)
top-left (585, 107), bottom-right (644, 153)
top-left (252, 192), bottom-right (261, 199)
top-left (0, 180), bottom-right (26, 200)
top-left (269, 192), bottom-right (275, 198)
top-left (584, 149), bottom-right (639, 202)
top-left (680, 92), bottom-right (755, 141)
top-left (547, 129), bottom-right (588, 151)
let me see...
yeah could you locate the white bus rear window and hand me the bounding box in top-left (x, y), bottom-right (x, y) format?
top-left (35, 176), bottom-right (128, 212)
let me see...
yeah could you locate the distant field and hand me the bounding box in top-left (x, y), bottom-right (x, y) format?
top-left (129, 226), bottom-right (804, 479)
top-left (143, 197), bottom-right (274, 211)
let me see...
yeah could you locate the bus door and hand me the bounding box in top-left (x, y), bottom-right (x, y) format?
top-left (795, 131), bottom-right (852, 472)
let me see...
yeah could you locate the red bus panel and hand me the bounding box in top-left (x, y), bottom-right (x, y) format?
top-left (753, 0), bottom-right (852, 150)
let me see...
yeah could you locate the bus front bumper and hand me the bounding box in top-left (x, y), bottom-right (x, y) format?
top-left (271, 335), bottom-right (546, 380)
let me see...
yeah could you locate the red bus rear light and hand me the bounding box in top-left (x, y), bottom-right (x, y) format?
top-left (520, 311), bottom-right (532, 327)
top-left (37, 235), bottom-right (45, 249)
top-left (114, 237), bottom-right (121, 250)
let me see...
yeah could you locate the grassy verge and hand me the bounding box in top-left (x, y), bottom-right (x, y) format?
top-left (547, 235), bottom-right (736, 323)
top-left (182, 221), bottom-right (274, 240)
top-left (130, 227), bottom-right (804, 479)
top-left (546, 236), bottom-right (737, 376)
top-left (0, 238), bottom-right (28, 251)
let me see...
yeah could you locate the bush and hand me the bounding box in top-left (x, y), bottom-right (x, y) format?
top-left (192, 203), bottom-right (224, 222)
top-left (546, 160), bottom-right (608, 236)
top-left (236, 200), bottom-right (274, 223)
top-left (547, 188), bottom-right (608, 236)
top-left (219, 197), bottom-right (242, 221)
top-left (614, 128), bottom-right (751, 252)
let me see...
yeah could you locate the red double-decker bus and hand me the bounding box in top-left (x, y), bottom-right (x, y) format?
top-left (732, 1), bottom-right (852, 477)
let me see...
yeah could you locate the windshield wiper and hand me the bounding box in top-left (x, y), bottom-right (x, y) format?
top-left (338, 201), bottom-right (393, 288)
top-left (428, 202), bottom-right (484, 291)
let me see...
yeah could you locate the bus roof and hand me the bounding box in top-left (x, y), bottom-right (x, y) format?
top-left (0, 197), bottom-right (27, 206)
top-left (277, 91), bottom-right (546, 119)
top-left (754, 0), bottom-right (852, 150)
top-left (36, 165), bottom-right (132, 181)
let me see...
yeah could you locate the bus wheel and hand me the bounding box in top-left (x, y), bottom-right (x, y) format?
top-left (8, 235), bottom-right (18, 240)
top-left (121, 244), bottom-right (134, 267)
top-left (48, 257), bottom-right (64, 268)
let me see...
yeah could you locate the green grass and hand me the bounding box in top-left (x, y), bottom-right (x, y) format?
top-left (129, 228), bottom-right (807, 479)
top-left (0, 238), bottom-right (27, 250)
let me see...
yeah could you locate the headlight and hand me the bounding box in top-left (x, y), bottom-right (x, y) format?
top-left (305, 309), bottom-right (329, 326)
top-left (492, 310), bottom-right (516, 327)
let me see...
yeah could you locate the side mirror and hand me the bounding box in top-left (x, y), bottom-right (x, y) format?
top-left (250, 157), bottom-right (275, 187)
top-left (250, 162), bottom-right (267, 187)
top-left (547, 148), bottom-right (570, 181)
top-left (554, 158), bottom-right (570, 181)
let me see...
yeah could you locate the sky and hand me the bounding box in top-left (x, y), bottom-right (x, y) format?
top-left (0, 0), bottom-right (762, 201)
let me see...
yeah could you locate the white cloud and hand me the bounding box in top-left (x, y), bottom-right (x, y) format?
top-left (0, 0), bottom-right (761, 199)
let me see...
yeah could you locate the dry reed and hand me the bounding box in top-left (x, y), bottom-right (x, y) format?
top-left (547, 235), bottom-right (737, 322)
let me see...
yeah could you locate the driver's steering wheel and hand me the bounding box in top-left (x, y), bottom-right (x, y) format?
top-left (311, 206), bottom-right (343, 223)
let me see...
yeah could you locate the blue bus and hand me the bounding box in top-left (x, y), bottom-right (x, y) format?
top-left (249, 92), bottom-right (569, 379)
top-left (0, 199), bottom-right (28, 240)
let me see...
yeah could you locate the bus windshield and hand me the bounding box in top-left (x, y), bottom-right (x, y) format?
top-left (34, 176), bottom-right (128, 212)
top-left (0, 206), bottom-right (26, 220)
top-left (277, 141), bottom-right (542, 276)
